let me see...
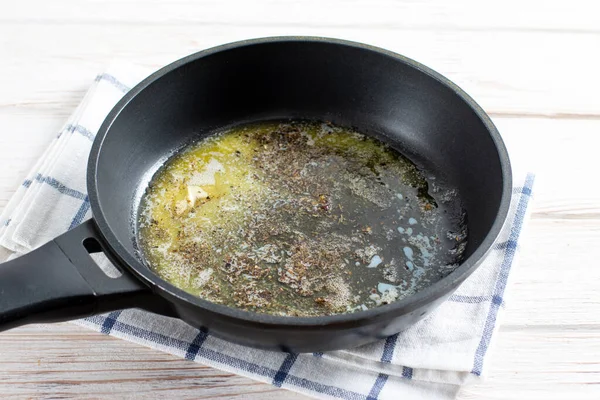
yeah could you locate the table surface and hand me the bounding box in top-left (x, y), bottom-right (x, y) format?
top-left (0, 1), bottom-right (599, 398)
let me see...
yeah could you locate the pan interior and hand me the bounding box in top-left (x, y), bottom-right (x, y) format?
top-left (136, 119), bottom-right (467, 316)
top-left (92, 39), bottom-right (507, 314)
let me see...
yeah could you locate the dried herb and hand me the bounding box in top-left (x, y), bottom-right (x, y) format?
top-left (138, 121), bottom-right (467, 316)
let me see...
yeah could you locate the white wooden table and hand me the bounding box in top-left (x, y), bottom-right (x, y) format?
top-left (0, 1), bottom-right (599, 398)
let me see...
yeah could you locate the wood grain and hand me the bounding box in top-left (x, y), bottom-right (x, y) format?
top-left (2, 0), bottom-right (598, 32)
top-left (0, 0), bottom-right (599, 398)
top-left (0, 324), bottom-right (307, 399)
top-left (1, 25), bottom-right (598, 117)
top-left (2, 325), bottom-right (599, 400)
top-left (460, 328), bottom-right (600, 400)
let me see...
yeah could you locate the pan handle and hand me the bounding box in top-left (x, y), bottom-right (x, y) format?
top-left (0, 219), bottom-right (174, 331)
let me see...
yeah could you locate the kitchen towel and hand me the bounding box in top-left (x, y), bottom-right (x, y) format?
top-left (0, 63), bottom-right (535, 400)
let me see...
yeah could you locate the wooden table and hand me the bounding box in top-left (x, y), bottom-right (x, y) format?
top-left (0, 1), bottom-right (599, 398)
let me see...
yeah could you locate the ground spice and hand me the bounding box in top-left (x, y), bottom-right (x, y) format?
top-left (138, 120), bottom-right (467, 316)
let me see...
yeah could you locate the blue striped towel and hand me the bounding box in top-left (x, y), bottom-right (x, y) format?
top-left (0, 63), bottom-right (534, 400)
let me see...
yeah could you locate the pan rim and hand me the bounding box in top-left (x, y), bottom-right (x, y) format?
top-left (88, 36), bottom-right (512, 327)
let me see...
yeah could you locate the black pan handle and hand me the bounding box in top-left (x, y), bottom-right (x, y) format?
top-left (0, 219), bottom-right (174, 331)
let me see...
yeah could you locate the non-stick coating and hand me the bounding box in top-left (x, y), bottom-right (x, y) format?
top-left (89, 37), bottom-right (511, 351)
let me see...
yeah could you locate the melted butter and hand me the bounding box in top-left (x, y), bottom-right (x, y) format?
top-left (138, 121), bottom-right (466, 316)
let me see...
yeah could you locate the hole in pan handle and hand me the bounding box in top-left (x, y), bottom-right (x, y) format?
top-left (0, 219), bottom-right (174, 332)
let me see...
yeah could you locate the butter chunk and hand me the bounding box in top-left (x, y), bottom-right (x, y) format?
top-left (175, 199), bottom-right (188, 215)
top-left (188, 185), bottom-right (209, 206)
top-left (188, 158), bottom-right (224, 186)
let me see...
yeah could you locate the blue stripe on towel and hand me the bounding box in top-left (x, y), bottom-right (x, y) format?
top-left (95, 73), bottom-right (131, 93)
top-left (184, 328), bottom-right (209, 360)
top-left (449, 294), bottom-right (505, 307)
top-left (471, 173), bottom-right (535, 376)
top-left (34, 174), bottom-right (87, 200)
top-left (273, 352), bottom-right (299, 387)
top-left (65, 124), bottom-right (95, 140)
top-left (401, 366), bottom-right (413, 379)
top-left (366, 373), bottom-right (388, 400)
top-left (100, 311), bottom-right (122, 334)
top-left (69, 197), bottom-right (91, 230)
top-left (381, 334), bottom-right (398, 363)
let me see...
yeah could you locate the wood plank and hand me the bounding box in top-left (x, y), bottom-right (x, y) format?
top-left (0, 324), bottom-right (307, 399)
top-left (0, 25), bottom-right (598, 117)
top-left (503, 219), bottom-right (600, 327)
top-left (495, 118), bottom-right (600, 219)
top-left (460, 328), bottom-right (600, 400)
top-left (1, 323), bottom-right (598, 400)
top-left (2, 0), bottom-right (598, 32)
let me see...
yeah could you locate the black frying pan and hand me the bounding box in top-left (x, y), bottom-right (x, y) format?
top-left (0, 37), bottom-right (511, 352)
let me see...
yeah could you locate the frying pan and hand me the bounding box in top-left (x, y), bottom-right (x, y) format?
top-left (0, 37), bottom-right (511, 352)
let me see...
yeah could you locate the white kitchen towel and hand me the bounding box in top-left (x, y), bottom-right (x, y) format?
top-left (0, 63), bottom-right (535, 400)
